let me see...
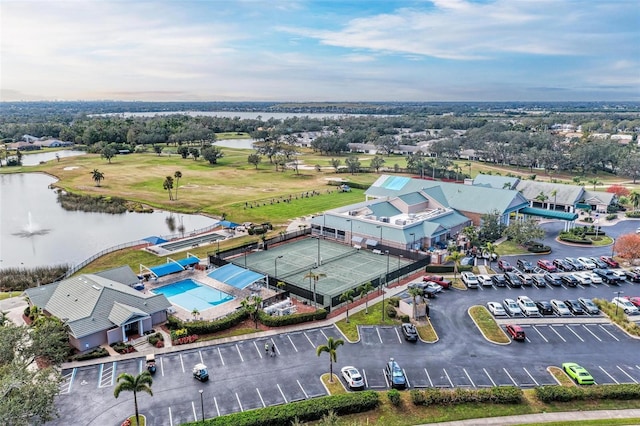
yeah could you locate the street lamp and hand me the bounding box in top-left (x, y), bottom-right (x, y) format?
top-left (397, 255), bottom-right (402, 285)
top-left (216, 239), bottom-right (220, 258)
top-left (316, 236), bottom-right (321, 266)
top-left (614, 290), bottom-right (624, 316)
top-left (383, 250), bottom-right (389, 321)
top-left (274, 255), bottom-right (283, 290)
top-left (199, 389), bottom-right (204, 424)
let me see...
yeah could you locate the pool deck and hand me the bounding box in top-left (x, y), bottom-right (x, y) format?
top-left (143, 268), bottom-right (277, 321)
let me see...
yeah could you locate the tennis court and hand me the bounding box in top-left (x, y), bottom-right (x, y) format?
top-left (233, 237), bottom-right (412, 306)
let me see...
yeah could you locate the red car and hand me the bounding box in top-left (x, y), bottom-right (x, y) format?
top-left (625, 296), bottom-right (640, 308)
top-left (498, 260), bottom-right (513, 272)
top-left (505, 324), bottom-right (526, 341)
top-left (423, 275), bottom-right (452, 288)
top-left (537, 259), bottom-right (557, 272)
top-left (600, 256), bottom-right (619, 268)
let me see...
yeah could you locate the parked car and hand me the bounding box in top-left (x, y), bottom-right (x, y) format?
top-left (487, 301), bottom-right (507, 316)
top-left (385, 358), bottom-right (407, 389)
top-left (505, 324), bottom-right (526, 341)
top-left (588, 271), bottom-right (603, 284)
top-left (498, 260), bottom-right (513, 272)
top-left (535, 300), bottom-right (554, 315)
top-left (612, 297), bottom-right (639, 314)
top-left (424, 281), bottom-right (443, 294)
top-left (341, 366), bottom-right (365, 389)
top-left (590, 257), bottom-right (608, 269)
top-left (517, 295), bottom-right (540, 317)
top-left (544, 272), bottom-right (562, 286)
top-left (577, 257), bottom-right (597, 270)
top-left (517, 259), bottom-right (535, 273)
top-left (537, 259), bottom-right (557, 272)
top-left (193, 363), bottom-right (209, 382)
top-left (502, 298), bottom-right (523, 316)
top-left (562, 362), bottom-right (595, 385)
top-left (560, 274), bottom-right (579, 287)
top-left (573, 271), bottom-right (592, 286)
top-left (600, 256), bottom-right (619, 268)
top-left (612, 270), bottom-right (627, 281)
top-left (564, 299), bottom-right (585, 315)
top-left (516, 271), bottom-right (533, 286)
top-left (565, 257), bottom-right (584, 271)
top-left (593, 268), bottom-right (623, 284)
top-left (477, 274), bottom-right (493, 287)
top-left (461, 271), bottom-right (479, 289)
top-left (553, 258), bottom-right (574, 271)
top-left (625, 296), bottom-right (640, 308)
top-left (505, 272), bottom-right (523, 288)
top-left (491, 274), bottom-right (507, 287)
top-left (408, 282), bottom-right (437, 298)
top-left (551, 299), bottom-right (572, 316)
top-left (624, 270), bottom-right (640, 283)
top-left (578, 297), bottom-right (600, 315)
top-left (401, 323), bottom-right (419, 342)
top-left (422, 275), bottom-right (452, 288)
top-left (532, 275), bottom-right (546, 287)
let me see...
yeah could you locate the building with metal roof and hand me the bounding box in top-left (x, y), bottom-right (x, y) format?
top-left (25, 274), bottom-right (171, 351)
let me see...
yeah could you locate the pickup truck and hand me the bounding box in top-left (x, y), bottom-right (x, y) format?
top-left (593, 268), bottom-right (623, 284)
top-left (422, 275), bottom-right (452, 288)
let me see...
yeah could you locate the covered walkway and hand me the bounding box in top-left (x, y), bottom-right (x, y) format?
top-left (519, 207), bottom-right (578, 231)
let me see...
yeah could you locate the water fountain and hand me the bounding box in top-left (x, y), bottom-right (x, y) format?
top-left (12, 212), bottom-right (51, 237)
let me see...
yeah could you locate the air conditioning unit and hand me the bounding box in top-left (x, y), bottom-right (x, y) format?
top-left (395, 219), bottom-right (406, 225)
top-left (349, 210), bottom-right (358, 216)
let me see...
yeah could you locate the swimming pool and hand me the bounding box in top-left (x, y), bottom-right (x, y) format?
top-left (152, 279), bottom-right (234, 312)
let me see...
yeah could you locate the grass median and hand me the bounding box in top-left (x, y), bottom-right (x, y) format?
top-left (336, 300), bottom-right (401, 342)
top-left (468, 305), bottom-right (510, 344)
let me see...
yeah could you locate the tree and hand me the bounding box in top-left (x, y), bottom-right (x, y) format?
top-left (407, 286), bottom-right (424, 320)
top-left (445, 251), bottom-right (464, 282)
top-left (369, 155), bottom-right (385, 173)
top-left (374, 135), bottom-right (397, 156)
top-left (177, 146), bottom-right (189, 159)
top-left (91, 169), bottom-right (104, 187)
top-left (630, 190), bottom-right (640, 212)
top-left (339, 289), bottom-right (355, 323)
top-left (613, 233), bottom-right (640, 260)
top-left (247, 153), bottom-right (261, 169)
top-left (550, 189), bottom-right (558, 210)
top-left (535, 191), bottom-right (549, 209)
top-left (101, 145), bottom-right (117, 163)
top-left (330, 158), bottom-right (341, 172)
top-left (345, 156), bottom-right (361, 175)
top-left (316, 336), bottom-right (344, 383)
top-left (173, 171), bottom-right (182, 200)
top-left (188, 147), bottom-right (200, 160)
top-left (240, 295), bottom-right (262, 329)
top-left (163, 176), bottom-right (174, 200)
top-left (358, 281), bottom-right (374, 314)
top-left (588, 178), bottom-right (602, 190)
top-left (201, 146), bottom-right (223, 164)
top-left (483, 242), bottom-right (498, 268)
top-left (503, 218), bottom-right (545, 245)
top-left (191, 308), bottom-right (199, 320)
top-left (153, 145), bottom-right (163, 156)
top-left (113, 371), bottom-right (154, 426)
top-left (303, 271), bottom-right (327, 307)
top-left (619, 153), bottom-right (640, 183)
top-left (477, 210), bottom-right (506, 243)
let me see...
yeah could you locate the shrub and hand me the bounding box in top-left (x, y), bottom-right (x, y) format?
top-left (535, 384), bottom-right (640, 402)
top-left (387, 389), bottom-right (402, 406)
top-left (168, 310), bottom-right (249, 335)
top-left (527, 244), bottom-right (551, 253)
top-left (258, 309), bottom-right (327, 327)
top-left (606, 214), bottom-right (617, 221)
top-left (399, 314), bottom-right (410, 323)
top-left (388, 297), bottom-right (400, 307)
top-left (625, 211), bottom-right (640, 218)
top-left (385, 305), bottom-right (397, 318)
top-left (411, 387), bottom-right (523, 406)
top-left (71, 347), bottom-right (109, 361)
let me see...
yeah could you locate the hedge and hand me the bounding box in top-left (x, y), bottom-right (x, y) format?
top-left (183, 390), bottom-right (379, 426)
top-left (326, 181), bottom-right (370, 190)
top-left (425, 265), bottom-right (473, 273)
top-left (559, 235), bottom-right (593, 244)
top-left (410, 386), bottom-right (523, 406)
top-left (258, 309), bottom-right (327, 327)
top-left (167, 309), bottom-right (249, 335)
top-left (527, 245), bottom-right (551, 253)
top-left (535, 384), bottom-right (640, 403)
top-left (626, 211), bottom-right (640, 218)
top-left (71, 347), bottom-right (109, 361)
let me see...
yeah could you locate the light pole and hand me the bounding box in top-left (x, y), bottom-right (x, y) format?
top-left (409, 233), bottom-right (415, 259)
top-left (397, 255), bottom-right (402, 285)
top-left (383, 250), bottom-right (389, 321)
top-left (244, 246), bottom-right (249, 268)
top-left (199, 389), bottom-right (204, 424)
top-left (345, 219), bottom-right (351, 245)
top-left (614, 290), bottom-right (624, 316)
top-left (274, 255), bottom-right (283, 290)
top-left (216, 239), bottom-right (220, 258)
top-left (316, 236), bottom-right (321, 266)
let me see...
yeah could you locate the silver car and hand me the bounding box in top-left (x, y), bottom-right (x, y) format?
top-left (487, 301), bottom-right (507, 316)
top-left (502, 298), bottom-right (523, 317)
top-left (551, 299), bottom-right (572, 316)
top-left (341, 366), bottom-right (364, 389)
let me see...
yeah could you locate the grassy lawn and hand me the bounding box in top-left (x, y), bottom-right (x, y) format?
top-left (417, 322), bottom-right (438, 342)
top-left (495, 240), bottom-right (530, 256)
top-left (468, 305), bottom-right (510, 344)
top-left (548, 366), bottom-right (576, 386)
top-left (588, 235), bottom-right (614, 246)
top-left (518, 419), bottom-right (640, 426)
top-left (321, 373), bottom-right (347, 395)
top-left (336, 299), bottom-right (401, 342)
top-left (0, 291), bottom-right (23, 300)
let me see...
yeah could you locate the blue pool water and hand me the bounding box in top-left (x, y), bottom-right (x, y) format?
top-left (152, 279), bottom-right (234, 312)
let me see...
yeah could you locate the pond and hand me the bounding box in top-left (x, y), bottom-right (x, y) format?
top-left (18, 150), bottom-right (87, 166)
top-left (0, 173), bottom-right (218, 269)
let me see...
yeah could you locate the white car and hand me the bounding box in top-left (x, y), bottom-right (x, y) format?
top-left (477, 274), bottom-right (493, 287)
top-left (461, 272), bottom-right (479, 288)
top-left (487, 301), bottom-right (507, 316)
top-left (517, 295), bottom-right (541, 317)
top-left (573, 272), bottom-right (592, 285)
top-left (588, 272), bottom-right (603, 284)
top-left (577, 257), bottom-right (597, 270)
top-left (502, 298), bottom-right (523, 316)
top-left (341, 366), bottom-right (365, 389)
top-left (611, 297), bottom-right (639, 315)
top-left (612, 270), bottom-right (627, 281)
top-left (551, 299), bottom-right (572, 316)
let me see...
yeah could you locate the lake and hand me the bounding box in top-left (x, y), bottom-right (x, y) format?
top-left (20, 150), bottom-right (86, 166)
top-left (0, 173), bottom-right (218, 269)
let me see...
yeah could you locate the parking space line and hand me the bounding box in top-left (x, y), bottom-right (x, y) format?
top-left (138, 359), bottom-right (143, 374)
top-left (257, 388), bottom-right (266, 407)
top-left (235, 344), bottom-right (244, 362)
top-left (599, 325), bottom-right (619, 341)
top-left (483, 368), bottom-right (497, 387)
top-left (236, 393), bottom-right (243, 411)
top-left (383, 369), bottom-right (390, 388)
top-left (404, 369), bottom-right (412, 388)
top-left (214, 396), bottom-right (220, 417)
top-left (443, 368), bottom-right (453, 388)
top-left (179, 354), bottom-right (185, 373)
top-left (277, 384), bottom-right (288, 403)
top-left (565, 326), bottom-right (584, 342)
top-left (599, 366), bottom-right (619, 384)
top-left (97, 363), bottom-right (103, 388)
top-left (532, 326), bottom-right (548, 343)
top-left (191, 401), bottom-right (197, 421)
top-left (160, 357), bottom-right (165, 376)
top-left (199, 350), bottom-right (204, 365)
top-left (218, 347), bottom-right (225, 365)
top-left (376, 327), bottom-right (383, 344)
top-left (503, 368), bottom-right (518, 386)
top-left (523, 368), bottom-right (539, 386)
top-left (270, 337), bottom-right (280, 355)
top-left (254, 341), bottom-right (263, 359)
top-left (617, 366), bottom-right (638, 383)
top-left (395, 328), bottom-right (403, 344)
top-left (362, 369), bottom-right (369, 388)
top-left (297, 380), bottom-right (309, 399)
top-left (304, 332), bottom-right (315, 348)
top-left (549, 326), bottom-right (567, 342)
top-left (581, 325), bottom-right (602, 342)
top-left (463, 368), bottom-right (476, 388)
top-left (288, 335), bottom-right (299, 352)
top-left (320, 329), bottom-right (329, 341)
top-left (424, 368), bottom-right (433, 387)
top-left (168, 407), bottom-right (173, 426)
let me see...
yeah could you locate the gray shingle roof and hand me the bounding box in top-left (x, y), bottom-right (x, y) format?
top-left (108, 302), bottom-right (150, 326)
top-left (515, 180), bottom-right (585, 206)
top-left (473, 174), bottom-right (520, 189)
top-left (95, 265), bottom-right (140, 286)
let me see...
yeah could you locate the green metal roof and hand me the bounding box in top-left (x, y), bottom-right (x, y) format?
top-left (368, 202), bottom-right (401, 218)
top-left (520, 207), bottom-right (578, 220)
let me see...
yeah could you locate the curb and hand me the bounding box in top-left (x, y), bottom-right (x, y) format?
top-left (468, 306), bottom-right (511, 345)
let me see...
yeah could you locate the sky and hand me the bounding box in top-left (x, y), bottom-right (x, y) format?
top-left (1, 0), bottom-right (639, 102)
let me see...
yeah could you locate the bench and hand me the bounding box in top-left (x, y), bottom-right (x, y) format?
top-left (353, 245), bottom-right (361, 250)
top-left (372, 249), bottom-right (382, 255)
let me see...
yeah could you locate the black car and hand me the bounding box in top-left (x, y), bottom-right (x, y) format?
top-left (491, 274), bottom-right (507, 287)
top-left (565, 257), bottom-right (584, 271)
top-left (553, 258), bottom-right (574, 272)
top-left (517, 259), bottom-right (535, 273)
top-left (401, 323), bottom-right (418, 342)
top-left (624, 270), bottom-right (640, 283)
top-left (561, 275), bottom-right (579, 287)
top-left (505, 272), bottom-right (522, 288)
top-left (385, 358), bottom-right (407, 389)
top-left (532, 275), bottom-right (546, 287)
top-left (590, 257), bottom-right (609, 269)
top-left (593, 268), bottom-right (622, 284)
top-left (564, 299), bottom-right (585, 315)
top-left (544, 272), bottom-right (562, 286)
top-left (535, 300), bottom-right (553, 315)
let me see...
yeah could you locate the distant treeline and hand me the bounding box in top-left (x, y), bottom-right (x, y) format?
top-left (0, 265), bottom-right (69, 292)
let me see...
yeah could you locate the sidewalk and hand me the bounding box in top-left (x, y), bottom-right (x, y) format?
top-left (421, 408), bottom-right (640, 425)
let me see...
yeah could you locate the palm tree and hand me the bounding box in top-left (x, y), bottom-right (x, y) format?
top-left (303, 271), bottom-right (327, 307)
top-left (163, 176), bottom-right (174, 200)
top-left (550, 189), bottom-right (558, 210)
top-left (113, 371), bottom-right (153, 426)
top-left (173, 171), bottom-right (182, 200)
top-left (407, 286), bottom-right (424, 320)
top-left (191, 308), bottom-right (199, 320)
top-left (240, 295), bottom-right (262, 329)
top-left (445, 251), bottom-right (464, 282)
top-left (316, 336), bottom-right (344, 383)
top-left (339, 289), bottom-right (355, 323)
top-left (483, 242), bottom-right (498, 269)
top-left (464, 161), bottom-right (472, 176)
top-left (91, 169), bottom-right (104, 187)
top-left (535, 191), bottom-right (548, 209)
top-left (358, 281), bottom-right (374, 314)
top-left (588, 178), bottom-right (602, 190)
top-left (630, 190), bottom-right (640, 212)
